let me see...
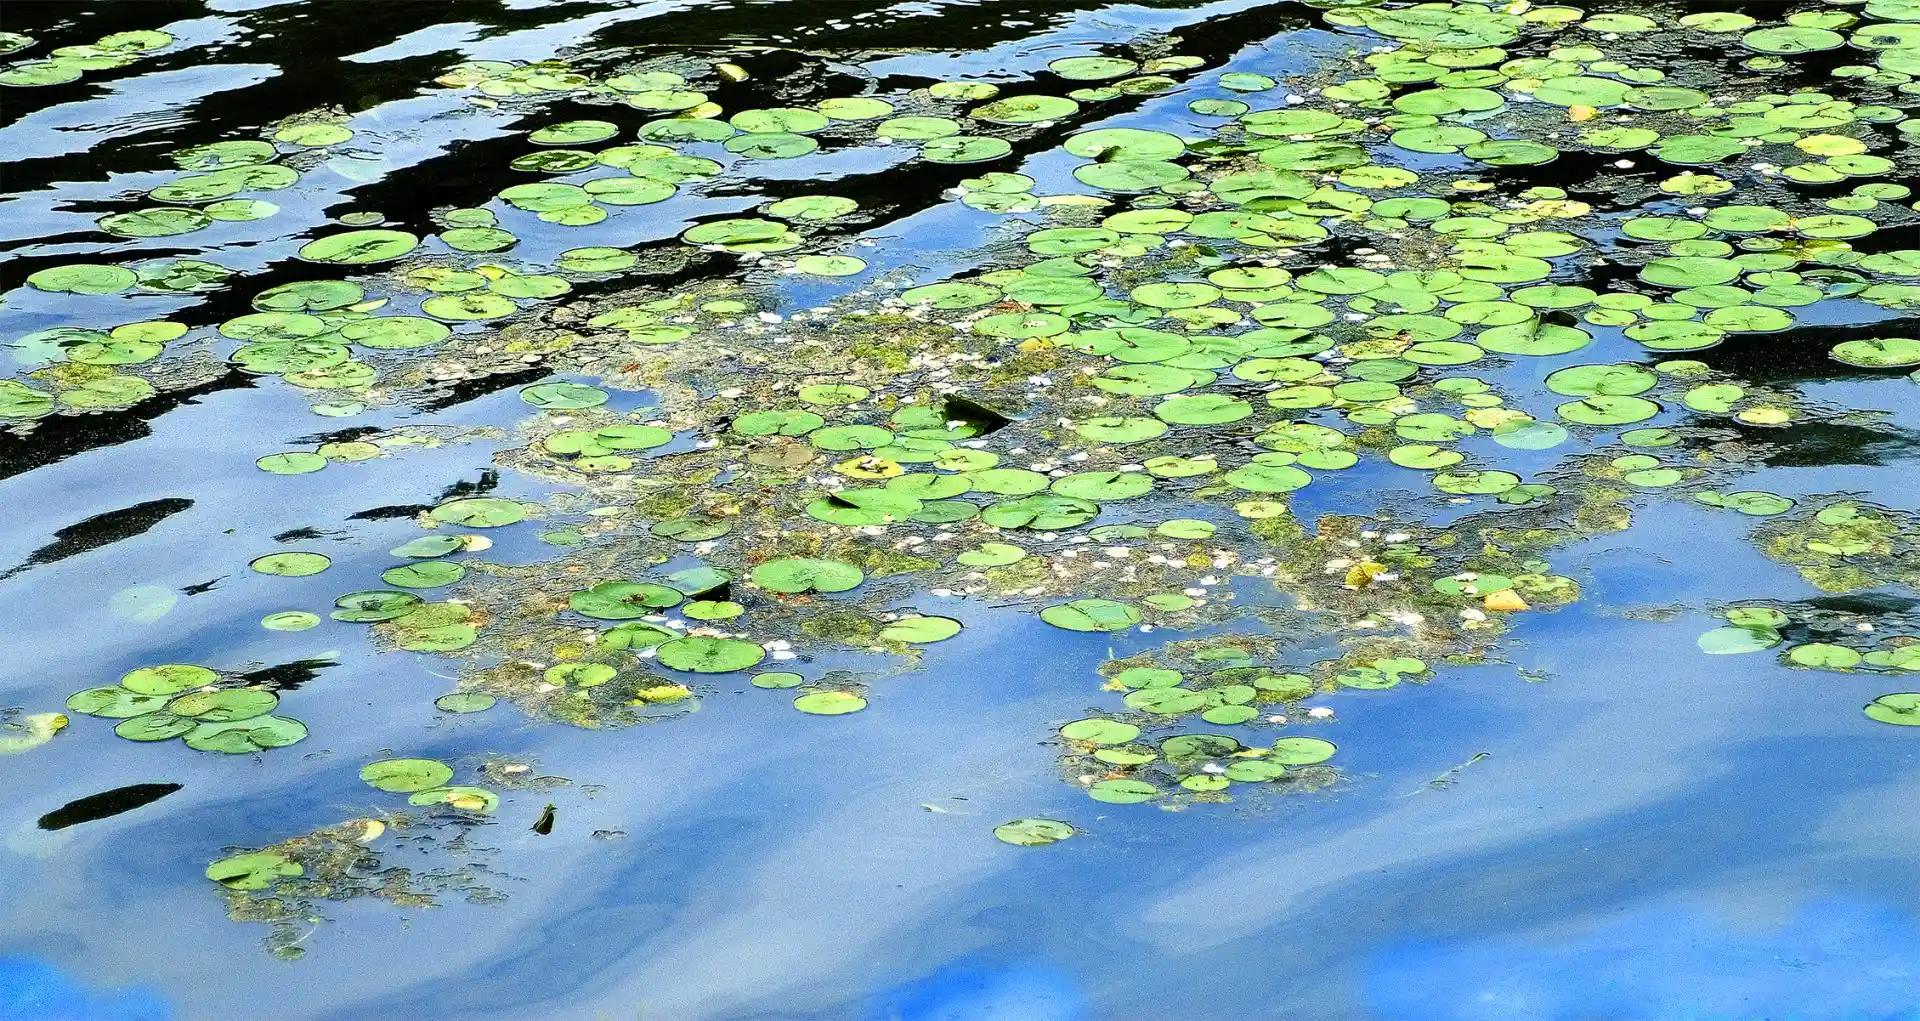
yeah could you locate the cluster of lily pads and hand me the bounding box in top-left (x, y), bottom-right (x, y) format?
top-left (402, 0), bottom-right (1920, 812)
top-left (65, 665), bottom-right (305, 754)
top-left (358, 756), bottom-right (500, 813)
top-left (204, 810), bottom-right (503, 960)
top-left (14, 0), bottom-right (1920, 953)
top-left (0, 27), bottom-right (171, 88)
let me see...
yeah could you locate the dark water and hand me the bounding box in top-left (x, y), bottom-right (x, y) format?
top-left (4, 2), bottom-right (1920, 1019)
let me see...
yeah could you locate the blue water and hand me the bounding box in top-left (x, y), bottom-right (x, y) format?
top-left (5, 1), bottom-right (1920, 1019)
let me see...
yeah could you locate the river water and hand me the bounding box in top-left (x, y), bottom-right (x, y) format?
top-left (4, 1), bottom-right (1920, 1019)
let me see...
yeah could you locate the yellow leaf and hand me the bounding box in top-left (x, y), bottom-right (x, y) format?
top-left (1465, 407), bottom-right (1528, 429)
top-left (1736, 406), bottom-right (1791, 426)
top-left (1568, 104), bottom-right (1598, 122)
top-left (0, 712), bottom-right (67, 755)
top-left (1484, 590), bottom-right (1530, 612)
top-left (834, 455), bottom-right (903, 480)
top-left (1345, 561), bottom-right (1387, 589)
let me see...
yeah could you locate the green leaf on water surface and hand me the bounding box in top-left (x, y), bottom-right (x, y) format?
top-left (1696, 491), bottom-right (1795, 516)
top-left (408, 786), bottom-right (499, 813)
top-left (360, 757), bottom-right (455, 792)
top-left (751, 558), bottom-right (864, 594)
top-left (1698, 626), bottom-right (1783, 654)
top-left (1040, 598), bottom-right (1141, 632)
top-left (1557, 395), bottom-right (1661, 426)
top-left (1061, 719), bottom-right (1140, 745)
top-left (168, 688), bottom-right (277, 722)
top-left (570, 581), bottom-right (683, 619)
top-left (256, 452), bottom-right (326, 475)
top-left (119, 664), bottom-right (218, 695)
top-left (656, 636), bottom-right (765, 673)
top-left (297, 229), bottom-right (419, 264)
top-left (114, 714), bottom-right (196, 742)
top-left (529, 119), bottom-right (617, 144)
top-left (435, 692), bottom-right (496, 713)
top-left (1049, 56), bottom-right (1138, 80)
top-left (99, 208), bottom-right (210, 238)
top-left (430, 498), bottom-right (525, 528)
top-left (67, 686), bottom-right (171, 719)
top-left (382, 562), bottom-right (465, 589)
top-left (879, 616), bottom-right (963, 643)
top-left (1866, 694), bottom-right (1920, 726)
top-left (521, 382), bottom-right (608, 409)
top-left (994, 819), bottom-right (1076, 846)
top-left (183, 715), bottom-right (307, 754)
top-left (330, 590), bottom-right (423, 623)
top-left (793, 690), bottom-right (866, 715)
top-left (206, 852), bottom-right (302, 890)
top-left (26, 264), bottom-right (136, 294)
top-left (1831, 339), bottom-right (1920, 369)
top-left (1787, 644), bottom-right (1863, 670)
top-left (1088, 779), bottom-right (1158, 804)
top-left (922, 136), bottom-right (1012, 163)
top-left (973, 95), bottom-right (1079, 125)
top-left (1240, 730), bottom-right (1325, 764)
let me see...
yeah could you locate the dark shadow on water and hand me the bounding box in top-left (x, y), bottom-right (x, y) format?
top-left (0, 497), bottom-right (193, 580)
top-left (37, 783), bottom-right (183, 831)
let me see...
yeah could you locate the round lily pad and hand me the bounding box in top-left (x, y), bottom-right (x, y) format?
top-left (1040, 599), bottom-right (1141, 632)
top-left (1865, 693), bottom-right (1920, 726)
top-left (656, 636), bottom-right (765, 673)
top-left (430, 498), bottom-right (525, 528)
top-left (794, 690), bottom-right (866, 715)
top-left (297, 229), bottom-right (419, 264)
top-left (570, 581), bottom-right (683, 619)
top-left (360, 757), bottom-right (455, 792)
top-left (752, 558), bottom-right (864, 594)
top-left (206, 852), bottom-right (302, 890)
top-left (993, 818), bottom-right (1076, 846)
top-left (1832, 338), bottom-right (1920, 369)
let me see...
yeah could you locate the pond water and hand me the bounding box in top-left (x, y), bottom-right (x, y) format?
top-left (3, 1), bottom-right (1920, 1018)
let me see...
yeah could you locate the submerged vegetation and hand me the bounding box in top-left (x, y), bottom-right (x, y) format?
top-left (7, 0), bottom-right (1920, 953)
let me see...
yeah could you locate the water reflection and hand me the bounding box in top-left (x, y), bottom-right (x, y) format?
top-left (0, 957), bottom-right (171, 1021)
top-left (3, 0), bottom-right (1920, 1018)
top-left (1367, 899), bottom-right (1920, 1021)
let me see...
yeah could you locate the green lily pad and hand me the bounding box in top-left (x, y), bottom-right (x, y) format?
top-left (1088, 778), bottom-right (1157, 804)
top-left (752, 558), bottom-right (864, 594)
top-left (183, 714), bottom-right (307, 754)
top-left (794, 690), bottom-right (866, 715)
top-left (570, 581), bottom-right (683, 619)
top-left (1040, 598), bottom-right (1141, 632)
top-left (1865, 693), bottom-right (1920, 726)
top-left (1832, 338), bottom-right (1920, 369)
top-left (206, 852), bottom-right (302, 890)
top-left (430, 498), bottom-right (525, 528)
top-left (297, 229), bottom-right (419, 264)
top-left (360, 758), bottom-right (455, 792)
top-left (993, 818), bottom-right (1076, 846)
top-left (26, 264), bottom-right (136, 294)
